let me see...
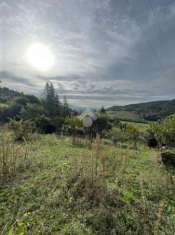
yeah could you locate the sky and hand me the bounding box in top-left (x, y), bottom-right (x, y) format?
top-left (0, 0), bottom-right (175, 108)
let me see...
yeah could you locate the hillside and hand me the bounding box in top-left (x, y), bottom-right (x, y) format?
top-left (1, 134), bottom-right (175, 234)
top-left (107, 99), bottom-right (175, 121)
top-left (1, 86), bottom-right (175, 122)
top-left (0, 87), bottom-right (22, 102)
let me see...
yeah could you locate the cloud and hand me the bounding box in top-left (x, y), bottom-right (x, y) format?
top-left (1, 0), bottom-right (175, 107)
top-left (0, 71), bottom-right (33, 86)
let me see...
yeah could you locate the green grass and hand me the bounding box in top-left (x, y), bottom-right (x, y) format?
top-left (0, 103), bottom-right (8, 108)
top-left (0, 135), bottom-right (175, 234)
top-left (108, 110), bottom-right (144, 122)
top-left (121, 121), bottom-right (150, 132)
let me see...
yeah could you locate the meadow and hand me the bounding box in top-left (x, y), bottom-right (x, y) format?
top-left (0, 131), bottom-right (175, 235)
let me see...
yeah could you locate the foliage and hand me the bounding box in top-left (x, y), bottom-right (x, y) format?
top-left (161, 150), bottom-right (175, 168)
top-left (149, 114), bottom-right (175, 147)
top-left (63, 96), bottom-right (70, 117)
top-left (65, 117), bottom-right (83, 129)
top-left (108, 99), bottom-right (175, 121)
top-left (0, 134), bottom-right (30, 184)
top-left (0, 86), bottom-right (21, 102)
top-left (7, 220), bottom-right (27, 235)
top-left (0, 84), bottom-right (73, 135)
top-left (88, 114), bottom-right (112, 139)
top-left (0, 135), bottom-right (175, 234)
top-left (109, 123), bottom-right (140, 148)
top-left (35, 115), bottom-right (56, 134)
top-left (9, 119), bottom-right (35, 141)
top-left (126, 124), bottom-right (140, 149)
top-left (21, 103), bottom-right (44, 121)
top-left (0, 104), bottom-right (22, 123)
top-left (43, 82), bottom-right (61, 117)
top-left (109, 127), bottom-right (127, 144)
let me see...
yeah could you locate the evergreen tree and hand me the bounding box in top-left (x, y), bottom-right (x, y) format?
top-left (63, 96), bottom-right (70, 117)
top-left (43, 82), bottom-right (60, 117)
top-left (100, 106), bottom-right (106, 114)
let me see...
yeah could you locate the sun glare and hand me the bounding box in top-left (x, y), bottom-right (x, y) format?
top-left (26, 43), bottom-right (54, 72)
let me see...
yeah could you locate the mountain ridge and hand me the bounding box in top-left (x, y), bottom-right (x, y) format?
top-left (107, 99), bottom-right (175, 121)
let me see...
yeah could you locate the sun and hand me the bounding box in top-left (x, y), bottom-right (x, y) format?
top-left (26, 43), bottom-right (54, 72)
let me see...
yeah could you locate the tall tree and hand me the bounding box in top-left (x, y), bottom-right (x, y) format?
top-left (43, 82), bottom-right (60, 116)
top-left (100, 106), bottom-right (106, 114)
top-left (63, 96), bottom-right (70, 117)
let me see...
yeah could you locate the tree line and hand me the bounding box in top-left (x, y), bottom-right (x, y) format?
top-left (0, 82), bottom-right (76, 133)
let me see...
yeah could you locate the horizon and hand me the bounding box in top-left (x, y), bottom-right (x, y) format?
top-left (1, 0), bottom-right (175, 107)
top-left (1, 84), bottom-right (175, 110)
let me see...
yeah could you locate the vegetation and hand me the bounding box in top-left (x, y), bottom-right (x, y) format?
top-left (108, 99), bottom-right (175, 121)
top-left (0, 83), bottom-right (73, 134)
top-left (149, 114), bottom-right (175, 147)
top-left (0, 85), bottom-right (175, 234)
top-left (9, 119), bottom-right (35, 142)
top-left (0, 134), bottom-right (175, 234)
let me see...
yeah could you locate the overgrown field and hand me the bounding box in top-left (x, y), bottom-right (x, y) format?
top-left (0, 134), bottom-right (175, 235)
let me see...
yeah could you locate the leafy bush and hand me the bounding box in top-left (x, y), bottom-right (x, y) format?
top-left (149, 114), bottom-right (175, 147)
top-left (90, 114), bottom-right (112, 138)
top-left (126, 124), bottom-right (140, 149)
top-left (145, 133), bottom-right (158, 148)
top-left (109, 127), bottom-right (127, 145)
top-left (109, 124), bottom-right (140, 148)
top-left (0, 104), bottom-right (22, 123)
top-left (161, 150), bottom-right (175, 168)
top-left (35, 116), bottom-right (56, 134)
top-left (61, 220), bottom-right (92, 235)
top-left (9, 119), bottom-right (35, 141)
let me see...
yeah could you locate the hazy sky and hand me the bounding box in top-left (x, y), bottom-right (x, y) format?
top-left (0, 0), bottom-right (175, 107)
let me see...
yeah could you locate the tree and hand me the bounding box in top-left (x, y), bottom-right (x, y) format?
top-left (0, 104), bottom-right (22, 123)
top-left (88, 114), bottom-right (112, 140)
top-left (126, 124), bottom-right (140, 149)
top-left (64, 117), bottom-right (83, 144)
top-left (43, 82), bottom-right (60, 117)
top-left (100, 106), bottom-right (106, 114)
top-left (63, 96), bottom-right (70, 117)
top-left (21, 103), bottom-right (44, 121)
top-left (149, 114), bottom-right (175, 147)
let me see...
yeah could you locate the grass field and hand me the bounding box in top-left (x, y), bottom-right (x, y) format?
top-left (0, 134), bottom-right (175, 234)
top-left (107, 111), bottom-right (144, 122)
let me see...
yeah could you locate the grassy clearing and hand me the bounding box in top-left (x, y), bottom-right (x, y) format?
top-left (0, 135), bottom-right (175, 234)
top-left (121, 121), bottom-right (149, 132)
top-left (108, 111), bottom-right (143, 122)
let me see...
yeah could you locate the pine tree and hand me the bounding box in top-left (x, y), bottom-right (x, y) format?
top-left (100, 106), bottom-right (106, 114)
top-left (43, 82), bottom-right (60, 117)
top-left (63, 96), bottom-right (69, 117)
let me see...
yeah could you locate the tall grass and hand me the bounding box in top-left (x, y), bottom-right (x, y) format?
top-left (0, 134), bottom-right (30, 184)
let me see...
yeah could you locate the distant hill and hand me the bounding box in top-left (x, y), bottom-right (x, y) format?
top-left (107, 99), bottom-right (175, 121)
top-left (0, 85), bottom-right (76, 124)
top-left (1, 86), bottom-right (175, 122)
top-left (0, 87), bottom-right (22, 102)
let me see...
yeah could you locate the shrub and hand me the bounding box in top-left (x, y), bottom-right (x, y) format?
top-left (0, 104), bottom-right (22, 123)
top-left (146, 133), bottom-right (158, 148)
top-left (126, 124), bottom-right (140, 149)
top-left (149, 114), bottom-right (175, 147)
top-left (85, 208), bottom-right (117, 235)
top-left (89, 114), bottom-right (112, 139)
top-left (9, 119), bottom-right (35, 141)
top-left (61, 220), bottom-right (92, 235)
top-left (35, 116), bottom-right (56, 134)
top-left (161, 150), bottom-right (175, 168)
top-left (109, 127), bottom-right (127, 145)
